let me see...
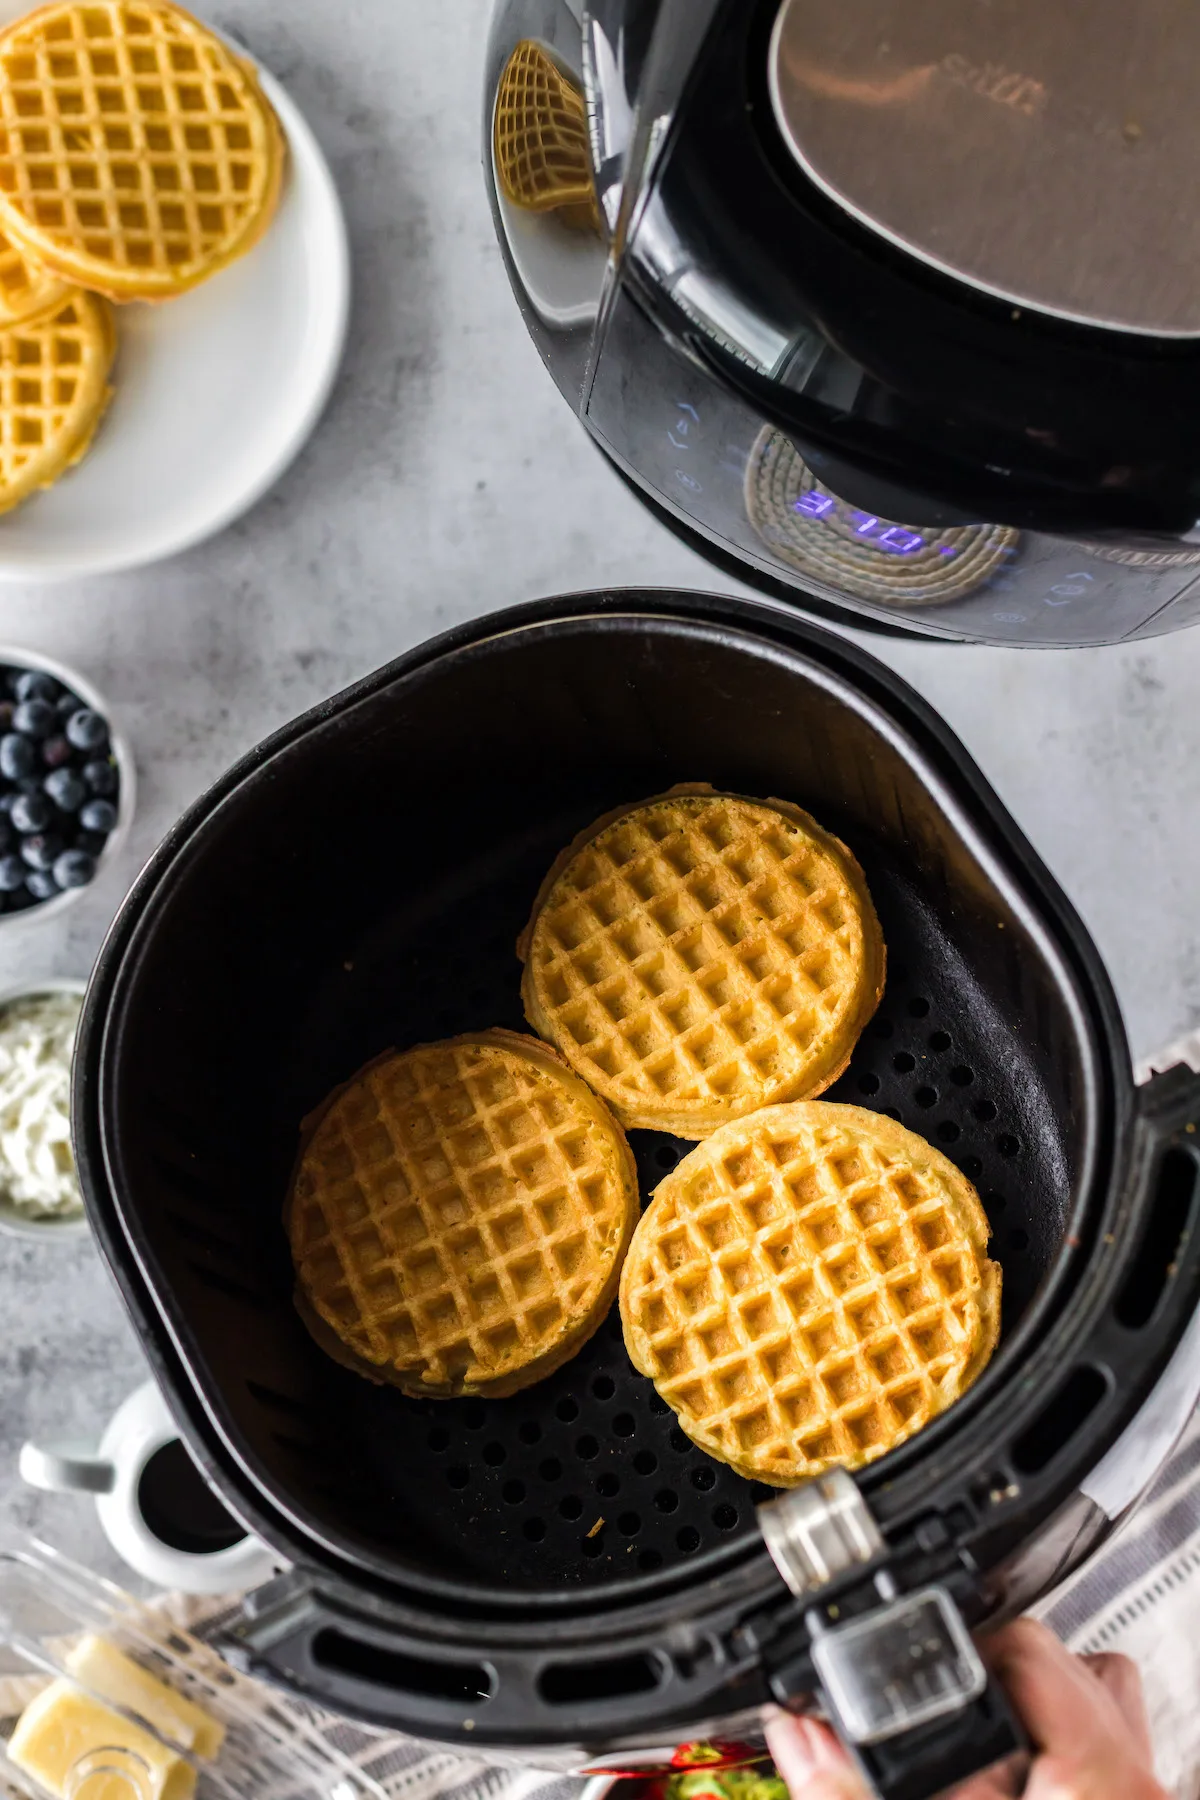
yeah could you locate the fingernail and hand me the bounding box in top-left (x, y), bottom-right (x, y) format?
top-left (801, 1721), bottom-right (852, 1773)
top-left (766, 1713), bottom-right (818, 1773)
top-left (766, 1716), bottom-right (856, 1787)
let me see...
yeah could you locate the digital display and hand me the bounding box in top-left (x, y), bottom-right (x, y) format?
top-left (793, 490), bottom-right (930, 555)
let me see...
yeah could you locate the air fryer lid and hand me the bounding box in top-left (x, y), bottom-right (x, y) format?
top-left (769, 0), bottom-right (1200, 336)
top-left (75, 594), bottom-right (1200, 1757)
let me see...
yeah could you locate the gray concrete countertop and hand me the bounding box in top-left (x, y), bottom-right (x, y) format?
top-left (0, 0), bottom-right (1198, 1585)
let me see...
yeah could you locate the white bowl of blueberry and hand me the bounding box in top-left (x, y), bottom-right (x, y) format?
top-left (0, 648), bottom-right (134, 924)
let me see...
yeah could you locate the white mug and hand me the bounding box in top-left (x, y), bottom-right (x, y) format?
top-left (19, 1381), bottom-right (283, 1595)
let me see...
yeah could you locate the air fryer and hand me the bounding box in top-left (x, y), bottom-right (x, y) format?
top-left (74, 592), bottom-right (1200, 1800)
top-left (484, 1), bottom-right (1200, 646)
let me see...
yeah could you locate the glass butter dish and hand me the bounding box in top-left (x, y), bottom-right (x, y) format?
top-left (0, 1543), bottom-right (385, 1800)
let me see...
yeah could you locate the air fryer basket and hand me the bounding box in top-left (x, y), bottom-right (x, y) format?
top-left (75, 593), bottom-right (1200, 1751)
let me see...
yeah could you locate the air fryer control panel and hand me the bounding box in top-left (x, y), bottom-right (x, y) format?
top-left (584, 290), bottom-right (1200, 645)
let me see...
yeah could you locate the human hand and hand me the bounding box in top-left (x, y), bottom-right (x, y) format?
top-left (764, 1616), bottom-right (1168, 1800)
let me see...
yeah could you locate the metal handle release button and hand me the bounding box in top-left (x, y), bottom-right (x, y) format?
top-left (758, 1468), bottom-right (884, 1597)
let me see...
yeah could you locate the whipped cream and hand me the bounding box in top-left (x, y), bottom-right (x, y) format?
top-left (0, 990), bottom-right (83, 1217)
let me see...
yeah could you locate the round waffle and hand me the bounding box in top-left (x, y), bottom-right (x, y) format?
top-left (519, 785), bottom-right (886, 1137)
top-left (494, 39), bottom-right (600, 232)
top-left (0, 290), bottom-right (114, 514)
top-left (621, 1103), bottom-right (1001, 1486)
top-left (0, 0), bottom-right (285, 302)
top-left (286, 1030), bottom-right (640, 1399)
top-left (745, 427), bottom-right (1021, 608)
top-left (0, 228), bottom-right (70, 327)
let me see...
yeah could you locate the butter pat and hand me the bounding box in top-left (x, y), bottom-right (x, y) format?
top-left (7, 1679), bottom-right (195, 1800)
top-left (64, 1638), bottom-right (225, 1761)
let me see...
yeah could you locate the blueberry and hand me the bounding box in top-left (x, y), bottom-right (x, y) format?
top-left (52, 848), bottom-right (95, 890)
top-left (24, 868), bottom-right (57, 901)
top-left (14, 671), bottom-right (59, 704)
top-left (16, 777), bottom-right (41, 797)
top-left (21, 831), bottom-right (64, 871)
top-left (0, 733), bottom-right (34, 780)
top-left (79, 797), bottom-right (117, 834)
top-left (82, 759), bottom-right (118, 796)
top-left (55, 691), bottom-right (78, 718)
top-left (44, 768), bottom-right (85, 812)
top-left (41, 734), bottom-right (72, 769)
top-left (10, 792), bottom-right (51, 833)
top-left (65, 709), bottom-right (108, 752)
top-left (0, 793), bottom-right (14, 816)
top-left (13, 699), bottom-right (55, 739)
top-left (0, 853), bottom-right (24, 892)
top-left (0, 819), bottom-right (10, 853)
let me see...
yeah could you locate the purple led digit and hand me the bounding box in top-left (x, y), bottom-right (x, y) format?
top-left (794, 491), bottom-right (836, 519)
top-left (851, 512), bottom-right (881, 535)
top-left (878, 526), bottom-right (925, 554)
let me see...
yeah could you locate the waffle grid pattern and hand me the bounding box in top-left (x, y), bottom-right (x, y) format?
top-left (622, 1107), bottom-right (997, 1483)
top-left (290, 1039), bottom-right (634, 1394)
top-left (0, 1), bottom-right (279, 295)
top-left (494, 38), bottom-right (599, 226)
top-left (745, 426), bottom-right (1021, 608)
top-left (0, 290), bottom-right (111, 504)
top-left (526, 794), bottom-right (878, 1129)
top-left (0, 227), bottom-right (68, 324)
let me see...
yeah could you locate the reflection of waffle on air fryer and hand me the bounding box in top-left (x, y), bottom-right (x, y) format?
top-left (1077, 541), bottom-right (1200, 568)
top-left (745, 427), bottom-right (1020, 607)
top-left (494, 39), bottom-right (601, 231)
top-left (620, 1102), bottom-right (1001, 1486)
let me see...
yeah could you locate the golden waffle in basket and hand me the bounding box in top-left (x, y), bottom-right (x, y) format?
top-left (519, 785), bottom-right (885, 1137)
top-left (0, 0), bottom-right (285, 302)
top-left (0, 290), bottom-right (113, 514)
top-left (0, 228), bottom-right (70, 326)
top-left (621, 1102), bottom-right (1001, 1485)
top-left (745, 427), bottom-right (1021, 608)
top-left (286, 1030), bottom-right (640, 1398)
top-left (494, 38), bottom-right (600, 232)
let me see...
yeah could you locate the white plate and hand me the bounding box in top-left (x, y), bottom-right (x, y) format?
top-left (0, 43), bottom-right (350, 582)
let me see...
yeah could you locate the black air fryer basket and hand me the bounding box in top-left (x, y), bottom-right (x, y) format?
top-left (75, 593), bottom-right (1200, 1791)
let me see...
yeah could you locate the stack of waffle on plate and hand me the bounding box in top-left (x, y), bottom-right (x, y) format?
top-left (0, 0), bottom-right (284, 513)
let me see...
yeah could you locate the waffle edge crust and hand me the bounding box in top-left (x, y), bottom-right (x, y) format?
top-left (519, 785), bottom-right (886, 1137)
top-left (0, 290), bottom-right (114, 512)
top-left (286, 1030), bottom-right (640, 1399)
top-left (0, 226), bottom-right (71, 327)
top-left (620, 1103), bottom-right (1001, 1486)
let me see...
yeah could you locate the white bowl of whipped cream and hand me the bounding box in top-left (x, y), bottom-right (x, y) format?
top-left (0, 979), bottom-right (89, 1239)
